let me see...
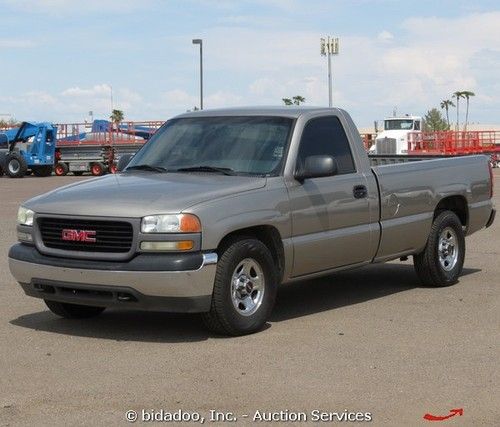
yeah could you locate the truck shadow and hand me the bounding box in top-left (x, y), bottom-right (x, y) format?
top-left (10, 310), bottom-right (210, 343)
top-left (271, 263), bottom-right (481, 322)
top-left (10, 264), bottom-right (480, 342)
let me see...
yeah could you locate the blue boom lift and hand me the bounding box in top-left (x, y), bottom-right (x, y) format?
top-left (0, 122), bottom-right (57, 178)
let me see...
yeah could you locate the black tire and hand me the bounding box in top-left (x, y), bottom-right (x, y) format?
top-left (73, 171), bottom-right (84, 176)
top-left (54, 162), bottom-right (69, 176)
top-left (44, 300), bottom-right (106, 319)
top-left (5, 152), bottom-right (28, 178)
top-left (32, 165), bottom-right (53, 177)
top-left (202, 238), bottom-right (278, 336)
top-left (414, 211), bottom-right (465, 287)
top-left (0, 152), bottom-right (6, 175)
top-left (91, 162), bottom-right (106, 176)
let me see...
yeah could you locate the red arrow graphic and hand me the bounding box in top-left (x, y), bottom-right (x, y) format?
top-left (423, 408), bottom-right (463, 421)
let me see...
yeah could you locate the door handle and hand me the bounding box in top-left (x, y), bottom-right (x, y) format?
top-left (353, 185), bottom-right (368, 199)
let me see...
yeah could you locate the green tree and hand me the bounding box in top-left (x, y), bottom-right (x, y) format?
top-left (283, 95), bottom-right (306, 106)
top-left (440, 99), bottom-right (455, 129)
top-left (292, 95), bottom-right (306, 105)
top-left (424, 108), bottom-right (449, 131)
top-left (110, 109), bottom-right (124, 128)
top-left (452, 91), bottom-right (464, 131)
top-left (461, 90), bottom-right (475, 131)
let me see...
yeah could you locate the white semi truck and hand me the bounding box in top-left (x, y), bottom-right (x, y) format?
top-left (369, 115), bottom-right (424, 155)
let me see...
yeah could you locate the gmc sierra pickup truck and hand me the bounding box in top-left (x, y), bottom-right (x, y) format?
top-left (9, 107), bottom-right (496, 335)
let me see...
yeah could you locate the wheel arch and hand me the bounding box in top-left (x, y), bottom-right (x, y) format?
top-left (217, 225), bottom-right (285, 283)
top-left (434, 195), bottom-right (468, 228)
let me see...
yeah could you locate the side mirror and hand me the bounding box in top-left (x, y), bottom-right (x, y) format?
top-left (117, 154), bottom-right (134, 172)
top-left (295, 155), bottom-right (338, 181)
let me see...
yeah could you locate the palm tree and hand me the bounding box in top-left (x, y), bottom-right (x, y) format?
top-left (461, 91), bottom-right (475, 131)
top-left (292, 95), bottom-right (306, 105)
top-left (452, 92), bottom-right (464, 131)
top-left (440, 99), bottom-right (455, 129)
top-left (282, 98), bottom-right (293, 106)
top-left (110, 109), bottom-right (124, 130)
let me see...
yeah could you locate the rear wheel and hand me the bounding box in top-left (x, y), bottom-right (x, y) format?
top-left (5, 152), bottom-right (27, 178)
top-left (202, 238), bottom-right (278, 336)
top-left (32, 165), bottom-right (53, 177)
top-left (44, 300), bottom-right (106, 319)
top-left (54, 162), bottom-right (69, 176)
top-left (414, 211), bottom-right (465, 287)
top-left (91, 162), bottom-right (106, 176)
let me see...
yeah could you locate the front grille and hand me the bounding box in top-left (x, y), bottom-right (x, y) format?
top-left (38, 218), bottom-right (133, 253)
top-left (376, 137), bottom-right (397, 154)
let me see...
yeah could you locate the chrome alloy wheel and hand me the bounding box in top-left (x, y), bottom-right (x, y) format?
top-left (438, 227), bottom-right (459, 271)
top-left (231, 258), bottom-right (265, 316)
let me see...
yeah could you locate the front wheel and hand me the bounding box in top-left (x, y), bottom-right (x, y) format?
top-left (202, 238), bottom-right (278, 336)
top-left (5, 153), bottom-right (28, 178)
top-left (44, 300), bottom-right (106, 318)
top-left (414, 211), bottom-right (465, 287)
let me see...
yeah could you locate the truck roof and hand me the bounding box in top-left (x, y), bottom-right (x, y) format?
top-left (385, 116), bottom-right (422, 120)
top-left (176, 106), bottom-right (343, 119)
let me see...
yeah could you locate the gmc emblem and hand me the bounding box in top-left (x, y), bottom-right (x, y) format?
top-left (61, 229), bottom-right (96, 243)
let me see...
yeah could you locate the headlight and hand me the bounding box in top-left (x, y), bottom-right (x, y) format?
top-left (141, 214), bottom-right (201, 233)
top-left (17, 206), bottom-right (35, 226)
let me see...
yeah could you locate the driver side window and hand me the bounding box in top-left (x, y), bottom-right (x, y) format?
top-left (297, 116), bottom-right (356, 175)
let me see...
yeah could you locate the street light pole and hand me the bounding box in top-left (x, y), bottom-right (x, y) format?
top-left (192, 39), bottom-right (203, 110)
top-left (320, 36), bottom-right (339, 107)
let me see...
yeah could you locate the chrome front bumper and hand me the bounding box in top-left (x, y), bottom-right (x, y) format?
top-left (9, 245), bottom-right (217, 313)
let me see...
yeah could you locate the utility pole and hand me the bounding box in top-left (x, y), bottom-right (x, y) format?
top-left (192, 39), bottom-right (203, 110)
top-left (320, 36), bottom-right (339, 107)
top-left (109, 85), bottom-right (114, 112)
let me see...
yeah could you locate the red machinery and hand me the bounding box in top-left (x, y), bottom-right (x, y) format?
top-left (407, 131), bottom-right (500, 167)
top-left (54, 120), bottom-right (164, 176)
top-left (360, 133), bottom-right (376, 151)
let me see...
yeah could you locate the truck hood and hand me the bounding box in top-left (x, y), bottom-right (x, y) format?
top-left (25, 172), bottom-right (267, 217)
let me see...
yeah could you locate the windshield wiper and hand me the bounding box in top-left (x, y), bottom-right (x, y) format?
top-left (175, 165), bottom-right (236, 176)
top-left (126, 164), bottom-right (168, 173)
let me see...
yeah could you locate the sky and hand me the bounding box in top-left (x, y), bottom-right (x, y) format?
top-left (0, 0), bottom-right (499, 127)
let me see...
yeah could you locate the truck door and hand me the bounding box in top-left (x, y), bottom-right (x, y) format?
top-left (287, 115), bottom-right (378, 277)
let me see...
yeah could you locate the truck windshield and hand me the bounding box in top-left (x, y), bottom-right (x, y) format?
top-left (384, 119), bottom-right (414, 130)
top-left (127, 116), bottom-right (293, 176)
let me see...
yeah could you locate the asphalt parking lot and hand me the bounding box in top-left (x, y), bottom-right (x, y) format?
top-left (0, 172), bottom-right (499, 426)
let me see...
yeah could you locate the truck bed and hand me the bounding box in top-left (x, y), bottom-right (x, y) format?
top-left (369, 154), bottom-right (461, 166)
top-left (370, 155), bottom-right (492, 261)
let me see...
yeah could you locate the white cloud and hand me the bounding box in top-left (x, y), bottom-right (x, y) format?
top-left (61, 84), bottom-right (112, 98)
top-left (209, 11), bottom-right (500, 123)
top-left (2, 9), bottom-right (500, 125)
top-left (205, 91), bottom-right (243, 107)
top-left (163, 89), bottom-right (198, 109)
top-left (377, 30), bottom-right (394, 42)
